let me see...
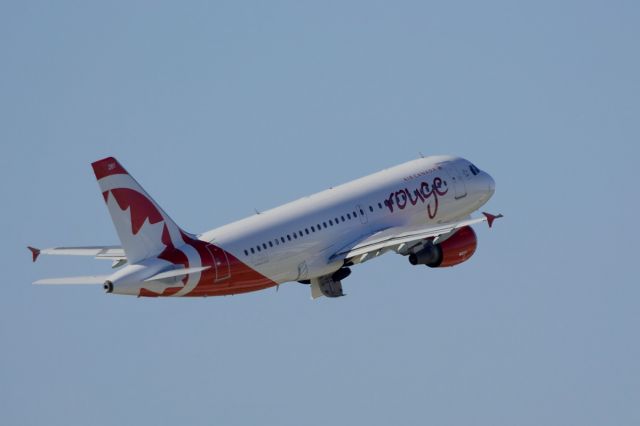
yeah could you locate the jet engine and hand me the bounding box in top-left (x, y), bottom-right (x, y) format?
top-left (408, 226), bottom-right (477, 267)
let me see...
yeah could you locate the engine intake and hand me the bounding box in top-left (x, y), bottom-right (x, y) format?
top-left (409, 226), bottom-right (478, 268)
top-left (332, 267), bottom-right (351, 282)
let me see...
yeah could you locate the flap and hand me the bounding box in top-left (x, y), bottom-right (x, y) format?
top-left (333, 212), bottom-right (502, 262)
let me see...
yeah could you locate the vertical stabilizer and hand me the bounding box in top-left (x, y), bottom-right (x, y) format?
top-left (92, 157), bottom-right (186, 264)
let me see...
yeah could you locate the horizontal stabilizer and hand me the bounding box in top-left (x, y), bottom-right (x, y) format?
top-left (33, 275), bottom-right (110, 285)
top-left (144, 266), bottom-right (211, 282)
top-left (27, 246), bottom-right (125, 261)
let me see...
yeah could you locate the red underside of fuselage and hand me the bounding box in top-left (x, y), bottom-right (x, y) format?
top-left (138, 280), bottom-right (277, 298)
top-left (137, 231), bottom-right (277, 298)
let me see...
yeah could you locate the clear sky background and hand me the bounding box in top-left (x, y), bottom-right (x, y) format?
top-left (1, 1), bottom-right (638, 425)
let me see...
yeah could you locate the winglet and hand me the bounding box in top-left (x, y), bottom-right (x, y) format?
top-left (482, 212), bottom-right (503, 228)
top-left (28, 246), bottom-right (40, 262)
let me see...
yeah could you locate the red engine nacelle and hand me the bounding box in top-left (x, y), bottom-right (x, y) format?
top-left (408, 226), bottom-right (478, 268)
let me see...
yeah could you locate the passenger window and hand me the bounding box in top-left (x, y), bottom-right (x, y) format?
top-left (305, 228), bottom-right (309, 234)
top-left (275, 239), bottom-right (279, 245)
top-left (378, 202), bottom-right (382, 209)
top-left (293, 233), bottom-right (297, 239)
top-left (369, 206), bottom-right (373, 212)
top-left (251, 248), bottom-right (255, 254)
top-left (329, 220), bottom-right (333, 226)
top-left (347, 213), bottom-right (351, 220)
top-left (244, 249), bottom-right (248, 256)
top-left (334, 217), bottom-right (339, 224)
top-left (311, 226), bottom-right (316, 232)
top-left (353, 211), bottom-right (357, 217)
top-left (323, 222), bottom-right (327, 228)
top-left (269, 241), bottom-right (273, 248)
top-left (360, 208), bottom-right (364, 215)
top-left (281, 237), bottom-right (286, 243)
top-left (257, 246), bottom-right (261, 252)
top-left (287, 235), bottom-right (292, 241)
top-left (299, 231), bottom-right (303, 237)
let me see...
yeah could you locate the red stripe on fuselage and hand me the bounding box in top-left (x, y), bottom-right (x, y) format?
top-left (185, 249), bottom-right (276, 297)
top-left (138, 229), bottom-right (276, 297)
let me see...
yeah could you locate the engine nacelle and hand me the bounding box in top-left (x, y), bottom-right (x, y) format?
top-left (408, 226), bottom-right (478, 268)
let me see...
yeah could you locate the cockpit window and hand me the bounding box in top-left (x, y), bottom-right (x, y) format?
top-left (469, 164), bottom-right (480, 175)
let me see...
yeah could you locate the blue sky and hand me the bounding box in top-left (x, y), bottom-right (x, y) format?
top-left (1, 1), bottom-right (639, 425)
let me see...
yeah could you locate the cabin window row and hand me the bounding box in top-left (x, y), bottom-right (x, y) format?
top-left (242, 203), bottom-right (385, 256)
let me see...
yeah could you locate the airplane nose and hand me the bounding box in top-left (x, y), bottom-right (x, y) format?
top-left (486, 173), bottom-right (495, 195)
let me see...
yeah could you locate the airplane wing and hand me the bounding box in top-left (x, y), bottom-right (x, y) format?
top-left (28, 246), bottom-right (125, 262)
top-left (332, 212), bottom-right (502, 264)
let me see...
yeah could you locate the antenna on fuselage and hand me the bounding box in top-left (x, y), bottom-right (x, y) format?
top-left (419, 151), bottom-right (425, 158)
top-left (254, 208), bottom-right (261, 215)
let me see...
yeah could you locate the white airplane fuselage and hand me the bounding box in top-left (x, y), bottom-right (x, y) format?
top-left (31, 155), bottom-right (498, 298)
top-left (204, 155), bottom-right (495, 284)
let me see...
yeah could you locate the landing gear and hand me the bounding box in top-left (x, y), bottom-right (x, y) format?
top-left (308, 267), bottom-right (351, 299)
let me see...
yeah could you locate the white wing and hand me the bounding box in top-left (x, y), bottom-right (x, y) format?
top-left (332, 212), bottom-right (502, 263)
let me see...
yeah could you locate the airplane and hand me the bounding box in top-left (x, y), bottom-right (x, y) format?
top-left (29, 155), bottom-right (502, 299)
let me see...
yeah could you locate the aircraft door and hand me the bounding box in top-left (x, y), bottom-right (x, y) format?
top-left (446, 166), bottom-right (467, 199)
top-left (206, 245), bottom-right (231, 281)
top-left (356, 204), bottom-right (368, 224)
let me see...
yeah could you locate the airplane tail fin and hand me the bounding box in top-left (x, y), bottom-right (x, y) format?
top-left (91, 157), bottom-right (187, 264)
